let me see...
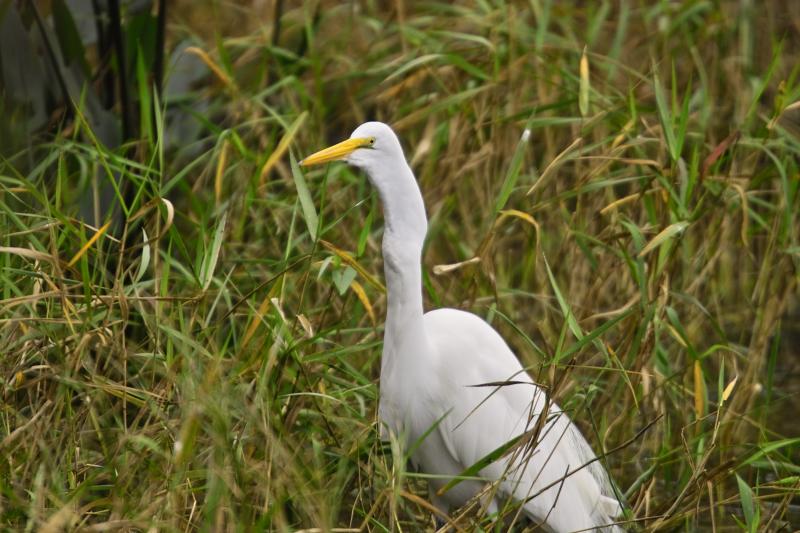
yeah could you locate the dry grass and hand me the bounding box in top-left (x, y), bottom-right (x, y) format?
top-left (1, 1), bottom-right (799, 531)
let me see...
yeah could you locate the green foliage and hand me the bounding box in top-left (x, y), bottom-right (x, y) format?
top-left (1, 0), bottom-right (799, 531)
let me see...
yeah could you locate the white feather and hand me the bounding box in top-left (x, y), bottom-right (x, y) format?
top-left (302, 121), bottom-right (623, 532)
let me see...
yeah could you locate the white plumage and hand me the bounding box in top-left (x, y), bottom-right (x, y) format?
top-left (301, 121), bottom-right (622, 532)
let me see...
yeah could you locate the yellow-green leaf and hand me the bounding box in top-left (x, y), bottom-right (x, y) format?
top-left (638, 221), bottom-right (689, 258)
top-left (579, 46), bottom-right (590, 116)
top-left (260, 111), bottom-right (308, 185)
top-left (68, 221), bottom-right (111, 267)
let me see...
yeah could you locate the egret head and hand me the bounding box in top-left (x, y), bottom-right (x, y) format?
top-left (300, 121), bottom-right (404, 173)
top-left (301, 121), bottom-right (425, 240)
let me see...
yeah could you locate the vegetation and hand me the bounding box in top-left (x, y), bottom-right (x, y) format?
top-left (2, 1), bottom-right (799, 531)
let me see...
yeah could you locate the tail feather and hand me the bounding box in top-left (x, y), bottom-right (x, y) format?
top-left (592, 494), bottom-right (624, 532)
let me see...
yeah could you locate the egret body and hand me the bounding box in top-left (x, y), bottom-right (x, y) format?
top-left (301, 122), bottom-right (622, 532)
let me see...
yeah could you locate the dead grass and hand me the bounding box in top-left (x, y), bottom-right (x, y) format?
top-left (1, 1), bottom-right (799, 531)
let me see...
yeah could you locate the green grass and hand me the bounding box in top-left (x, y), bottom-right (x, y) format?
top-left (2, 1), bottom-right (799, 531)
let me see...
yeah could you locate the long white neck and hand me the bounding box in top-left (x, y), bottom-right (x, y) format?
top-left (365, 155), bottom-right (428, 367)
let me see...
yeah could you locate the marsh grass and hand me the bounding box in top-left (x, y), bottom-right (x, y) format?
top-left (2, 1), bottom-right (799, 531)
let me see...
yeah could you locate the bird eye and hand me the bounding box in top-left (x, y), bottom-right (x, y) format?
top-left (368, 137), bottom-right (376, 146)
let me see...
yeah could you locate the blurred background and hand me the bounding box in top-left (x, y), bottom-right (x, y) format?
top-left (1, 1), bottom-right (799, 531)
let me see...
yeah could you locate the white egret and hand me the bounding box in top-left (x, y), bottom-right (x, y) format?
top-left (301, 122), bottom-right (622, 532)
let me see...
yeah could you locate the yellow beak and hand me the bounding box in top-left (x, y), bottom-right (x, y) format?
top-left (300, 137), bottom-right (373, 166)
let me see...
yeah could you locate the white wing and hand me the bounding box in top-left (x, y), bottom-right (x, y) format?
top-left (420, 308), bottom-right (622, 532)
